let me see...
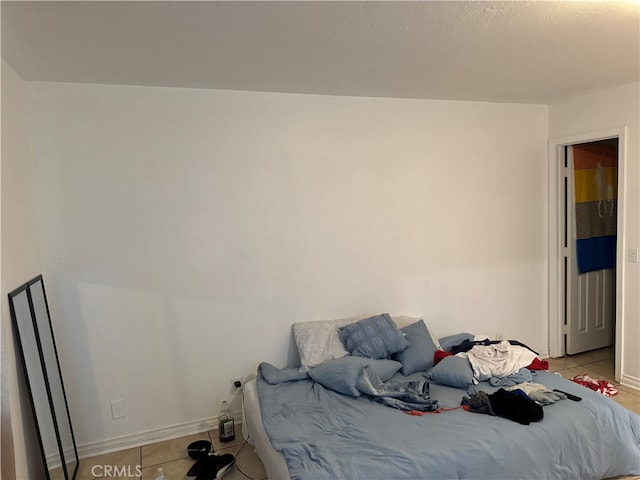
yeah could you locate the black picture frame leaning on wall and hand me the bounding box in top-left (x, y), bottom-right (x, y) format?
top-left (8, 274), bottom-right (79, 480)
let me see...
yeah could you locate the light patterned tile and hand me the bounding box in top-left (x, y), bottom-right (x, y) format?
top-left (225, 442), bottom-right (267, 480)
top-left (547, 347), bottom-right (613, 372)
top-left (141, 431), bottom-right (210, 468)
top-left (557, 367), bottom-right (584, 381)
top-left (141, 447), bottom-right (249, 480)
top-left (546, 355), bottom-right (586, 371)
top-left (615, 383), bottom-right (640, 397)
top-left (82, 431), bottom-right (266, 480)
top-left (215, 443), bottom-right (243, 456)
top-left (209, 427), bottom-right (246, 452)
top-left (584, 359), bottom-right (617, 384)
top-left (141, 457), bottom-right (193, 480)
top-left (545, 357), bottom-right (565, 372)
top-left (571, 348), bottom-right (612, 366)
top-left (560, 365), bottom-right (616, 386)
top-left (75, 447), bottom-right (140, 480)
top-left (585, 347), bottom-right (614, 362)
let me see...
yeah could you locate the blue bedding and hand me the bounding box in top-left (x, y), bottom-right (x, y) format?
top-left (257, 365), bottom-right (640, 480)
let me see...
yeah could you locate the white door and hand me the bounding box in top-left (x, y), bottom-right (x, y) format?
top-left (565, 143), bottom-right (616, 355)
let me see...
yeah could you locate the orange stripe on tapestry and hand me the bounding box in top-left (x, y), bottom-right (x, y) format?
top-left (573, 139), bottom-right (618, 170)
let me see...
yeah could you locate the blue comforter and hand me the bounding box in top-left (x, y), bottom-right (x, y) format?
top-left (257, 365), bottom-right (640, 480)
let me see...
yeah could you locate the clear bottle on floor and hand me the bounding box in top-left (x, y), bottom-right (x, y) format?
top-left (155, 466), bottom-right (168, 480)
top-left (218, 399), bottom-right (235, 442)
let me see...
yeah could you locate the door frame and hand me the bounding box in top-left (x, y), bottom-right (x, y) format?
top-left (548, 127), bottom-right (626, 381)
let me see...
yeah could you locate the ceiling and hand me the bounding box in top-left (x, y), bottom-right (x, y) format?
top-left (2, 1), bottom-right (639, 104)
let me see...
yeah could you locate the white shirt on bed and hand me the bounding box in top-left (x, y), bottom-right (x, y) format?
top-left (460, 340), bottom-right (537, 382)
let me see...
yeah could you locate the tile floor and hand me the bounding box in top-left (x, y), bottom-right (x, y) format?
top-left (76, 429), bottom-right (266, 480)
top-left (77, 347), bottom-right (639, 480)
top-left (546, 346), bottom-right (640, 415)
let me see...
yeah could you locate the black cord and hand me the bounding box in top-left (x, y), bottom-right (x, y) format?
top-left (222, 383), bottom-right (268, 480)
top-left (230, 386), bottom-right (265, 480)
top-left (232, 440), bottom-right (254, 480)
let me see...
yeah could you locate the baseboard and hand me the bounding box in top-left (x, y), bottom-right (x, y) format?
top-left (620, 373), bottom-right (640, 391)
top-left (76, 411), bottom-right (242, 460)
top-left (537, 348), bottom-right (550, 360)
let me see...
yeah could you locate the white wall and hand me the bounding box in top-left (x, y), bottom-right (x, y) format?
top-left (27, 81), bottom-right (549, 450)
top-left (549, 82), bottom-right (640, 386)
top-left (1, 61), bottom-right (46, 480)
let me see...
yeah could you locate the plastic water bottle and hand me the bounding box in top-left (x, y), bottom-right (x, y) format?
top-left (218, 400), bottom-right (235, 442)
top-left (154, 466), bottom-right (167, 480)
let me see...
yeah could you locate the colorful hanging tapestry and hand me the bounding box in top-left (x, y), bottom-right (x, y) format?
top-left (573, 139), bottom-right (617, 274)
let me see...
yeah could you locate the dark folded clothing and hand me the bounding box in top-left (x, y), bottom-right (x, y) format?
top-left (462, 391), bottom-right (495, 416)
top-left (462, 388), bottom-right (543, 425)
top-left (489, 388), bottom-right (543, 425)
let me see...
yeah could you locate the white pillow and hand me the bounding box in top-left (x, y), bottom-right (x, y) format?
top-left (293, 315), bottom-right (364, 370)
top-left (293, 314), bottom-right (435, 370)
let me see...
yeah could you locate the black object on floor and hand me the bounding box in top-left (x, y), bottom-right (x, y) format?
top-left (187, 453), bottom-right (235, 480)
top-left (187, 440), bottom-right (213, 459)
top-left (187, 455), bottom-right (211, 479)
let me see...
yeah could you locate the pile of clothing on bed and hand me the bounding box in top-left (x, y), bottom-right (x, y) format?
top-left (435, 336), bottom-right (567, 424)
top-left (263, 313), bottom-right (566, 421)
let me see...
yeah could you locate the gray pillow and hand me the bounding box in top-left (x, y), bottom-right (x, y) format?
top-left (392, 320), bottom-right (438, 375)
top-left (308, 356), bottom-right (403, 397)
top-left (338, 313), bottom-right (410, 359)
top-left (426, 355), bottom-right (474, 388)
top-left (259, 363), bottom-right (310, 385)
top-left (438, 332), bottom-right (474, 352)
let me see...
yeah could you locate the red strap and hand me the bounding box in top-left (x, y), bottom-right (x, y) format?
top-left (434, 349), bottom-right (453, 365)
top-left (404, 405), bottom-right (468, 416)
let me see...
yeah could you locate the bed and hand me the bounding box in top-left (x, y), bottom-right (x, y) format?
top-left (242, 314), bottom-right (640, 480)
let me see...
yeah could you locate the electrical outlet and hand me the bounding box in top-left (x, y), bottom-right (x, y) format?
top-left (230, 377), bottom-right (242, 395)
top-left (110, 399), bottom-right (126, 419)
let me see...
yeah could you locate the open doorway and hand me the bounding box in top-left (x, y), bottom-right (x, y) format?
top-left (564, 139), bottom-right (617, 355)
top-left (548, 128), bottom-right (626, 382)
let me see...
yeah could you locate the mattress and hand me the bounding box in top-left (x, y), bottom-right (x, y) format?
top-left (243, 378), bottom-right (291, 480)
top-left (248, 368), bottom-right (640, 480)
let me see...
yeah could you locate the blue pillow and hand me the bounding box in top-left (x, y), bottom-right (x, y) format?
top-left (426, 355), bottom-right (474, 388)
top-left (338, 313), bottom-right (410, 359)
top-left (259, 363), bottom-right (310, 385)
top-left (438, 332), bottom-right (474, 352)
top-left (392, 320), bottom-right (438, 375)
top-left (308, 357), bottom-right (403, 397)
